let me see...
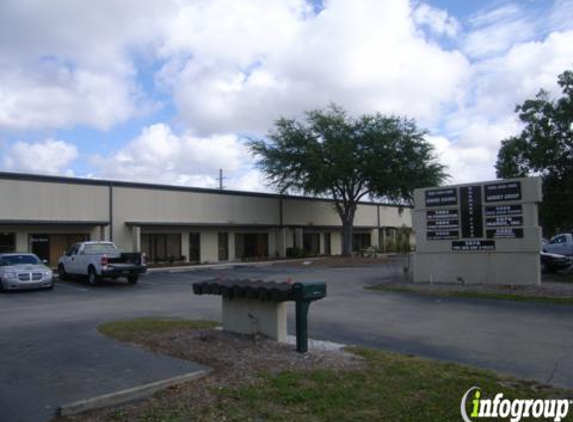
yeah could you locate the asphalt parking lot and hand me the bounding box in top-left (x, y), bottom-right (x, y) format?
top-left (1, 259), bottom-right (572, 422)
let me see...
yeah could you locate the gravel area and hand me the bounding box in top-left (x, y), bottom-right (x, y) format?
top-left (276, 255), bottom-right (393, 267)
top-left (55, 329), bottom-right (364, 422)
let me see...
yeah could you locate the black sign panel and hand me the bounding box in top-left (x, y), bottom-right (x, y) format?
top-left (427, 230), bottom-right (459, 240)
top-left (425, 188), bottom-right (458, 207)
top-left (426, 209), bottom-right (459, 220)
top-left (452, 240), bottom-right (495, 251)
top-left (484, 182), bottom-right (521, 202)
top-left (427, 219), bottom-right (459, 230)
top-left (484, 205), bottom-right (523, 216)
top-left (485, 216), bottom-right (523, 227)
top-left (460, 185), bottom-right (483, 239)
top-left (486, 228), bottom-right (524, 239)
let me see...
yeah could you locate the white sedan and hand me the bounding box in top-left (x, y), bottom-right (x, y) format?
top-left (0, 253), bottom-right (54, 291)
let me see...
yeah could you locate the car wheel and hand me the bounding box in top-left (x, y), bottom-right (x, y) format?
top-left (127, 275), bottom-right (139, 284)
top-left (88, 267), bottom-right (99, 286)
top-left (58, 264), bottom-right (69, 281)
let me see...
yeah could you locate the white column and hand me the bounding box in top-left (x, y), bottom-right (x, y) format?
top-left (228, 232), bottom-right (236, 261)
top-left (294, 228), bottom-right (303, 250)
top-left (370, 228), bottom-right (379, 249)
top-left (276, 228), bottom-right (287, 258)
top-left (131, 226), bottom-right (141, 252)
top-left (16, 232), bottom-right (28, 252)
top-left (181, 230), bottom-right (190, 262)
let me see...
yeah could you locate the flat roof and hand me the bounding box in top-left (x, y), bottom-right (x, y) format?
top-left (0, 219), bottom-right (109, 226)
top-left (0, 171), bottom-right (411, 208)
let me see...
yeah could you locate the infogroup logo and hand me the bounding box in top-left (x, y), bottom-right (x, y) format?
top-left (461, 387), bottom-right (571, 422)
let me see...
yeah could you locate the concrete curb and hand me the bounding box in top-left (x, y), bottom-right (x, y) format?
top-left (58, 369), bottom-right (210, 416)
top-left (146, 257), bottom-right (325, 274)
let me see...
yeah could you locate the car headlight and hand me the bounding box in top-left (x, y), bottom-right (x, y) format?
top-left (3, 272), bottom-right (16, 279)
top-left (44, 271), bottom-right (52, 278)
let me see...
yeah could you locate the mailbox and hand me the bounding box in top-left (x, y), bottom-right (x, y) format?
top-left (192, 278), bottom-right (327, 353)
top-left (293, 281), bottom-right (327, 301)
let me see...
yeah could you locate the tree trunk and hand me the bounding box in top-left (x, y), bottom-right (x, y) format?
top-left (341, 216), bottom-right (354, 256)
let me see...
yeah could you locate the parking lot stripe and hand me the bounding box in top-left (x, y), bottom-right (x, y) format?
top-left (55, 283), bottom-right (89, 292)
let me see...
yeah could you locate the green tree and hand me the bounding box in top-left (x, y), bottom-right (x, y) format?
top-left (496, 69), bottom-right (573, 234)
top-left (249, 104), bottom-right (447, 256)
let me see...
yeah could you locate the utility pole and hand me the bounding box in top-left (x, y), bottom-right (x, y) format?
top-left (218, 169), bottom-right (226, 190)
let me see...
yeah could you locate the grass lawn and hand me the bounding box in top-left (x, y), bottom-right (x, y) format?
top-left (366, 285), bottom-right (573, 305)
top-left (86, 319), bottom-right (573, 422)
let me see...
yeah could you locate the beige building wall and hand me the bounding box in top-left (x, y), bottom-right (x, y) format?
top-left (379, 206), bottom-right (412, 228)
top-left (111, 186), bottom-right (280, 251)
top-left (283, 199), bottom-right (391, 228)
top-left (0, 179), bottom-right (109, 222)
top-left (0, 174), bottom-right (414, 263)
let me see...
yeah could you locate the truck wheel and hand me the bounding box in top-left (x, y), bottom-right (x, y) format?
top-left (58, 264), bottom-right (69, 281)
top-left (127, 275), bottom-right (139, 284)
top-left (88, 267), bottom-right (99, 286)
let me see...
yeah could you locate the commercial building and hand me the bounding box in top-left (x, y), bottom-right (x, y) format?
top-left (0, 172), bottom-right (412, 265)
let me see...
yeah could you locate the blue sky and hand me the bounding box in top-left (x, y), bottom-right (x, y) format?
top-left (0, 0), bottom-right (572, 190)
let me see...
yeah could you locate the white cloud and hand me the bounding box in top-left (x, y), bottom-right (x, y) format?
top-left (2, 0), bottom-right (573, 190)
top-left (160, 0), bottom-right (470, 134)
top-left (92, 123), bottom-right (256, 188)
top-left (0, 0), bottom-right (166, 131)
top-left (436, 29), bottom-right (573, 184)
top-left (414, 3), bottom-right (460, 37)
top-left (462, 3), bottom-right (537, 60)
top-left (0, 62), bottom-right (150, 131)
top-left (2, 139), bottom-right (78, 174)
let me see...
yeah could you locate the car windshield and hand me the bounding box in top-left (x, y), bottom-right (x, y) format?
top-left (83, 243), bottom-right (118, 254)
top-left (0, 254), bottom-right (41, 266)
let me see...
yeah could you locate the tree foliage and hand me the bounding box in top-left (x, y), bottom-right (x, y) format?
top-left (496, 69), bottom-right (573, 234)
top-left (249, 104), bottom-right (447, 255)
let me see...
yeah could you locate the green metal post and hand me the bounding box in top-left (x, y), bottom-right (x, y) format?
top-left (295, 300), bottom-right (311, 353)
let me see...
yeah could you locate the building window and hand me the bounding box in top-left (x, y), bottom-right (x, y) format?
top-left (189, 233), bottom-right (201, 263)
top-left (141, 234), bottom-right (182, 263)
top-left (303, 233), bottom-right (320, 256)
top-left (324, 232), bottom-right (331, 255)
top-left (30, 233), bottom-right (89, 265)
top-left (352, 233), bottom-right (371, 252)
top-left (235, 233), bottom-right (268, 259)
top-left (0, 233), bottom-right (15, 253)
top-left (218, 232), bottom-right (229, 261)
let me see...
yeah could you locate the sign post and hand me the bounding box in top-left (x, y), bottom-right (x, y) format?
top-left (413, 177), bottom-right (542, 285)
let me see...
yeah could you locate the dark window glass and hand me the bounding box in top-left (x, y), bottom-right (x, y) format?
top-left (0, 254), bottom-right (41, 266)
top-left (303, 233), bottom-right (320, 255)
top-left (218, 232), bottom-right (229, 261)
top-left (189, 233), bottom-right (201, 262)
top-left (324, 233), bottom-right (331, 255)
top-left (0, 233), bottom-right (15, 253)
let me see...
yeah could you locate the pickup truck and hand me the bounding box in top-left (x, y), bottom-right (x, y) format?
top-left (543, 233), bottom-right (573, 256)
top-left (57, 241), bottom-right (147, 285)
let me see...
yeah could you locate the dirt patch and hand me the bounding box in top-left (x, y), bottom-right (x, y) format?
top-left (55, 329), bottom-right (363, 422)
top-left (275, 255), bottom-right (396, 268)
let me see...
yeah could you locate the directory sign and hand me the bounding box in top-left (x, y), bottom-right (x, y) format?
top-left (484, 181), bottom-right (522, 202)
top-left (422, 180), bottom-right (525, 250)
top-left (425, 188), bottom-right (457, 207)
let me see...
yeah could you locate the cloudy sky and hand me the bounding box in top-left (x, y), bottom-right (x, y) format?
top-left (1, 0), bottom-right (572, 192)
